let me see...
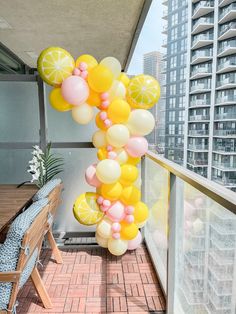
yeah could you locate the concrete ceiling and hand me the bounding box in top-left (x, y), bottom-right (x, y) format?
top-left (0, 0), bottom-right (150, 69)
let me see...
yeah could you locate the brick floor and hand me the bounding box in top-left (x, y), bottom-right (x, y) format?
top-left (17, 245), bottom-right (166, 314)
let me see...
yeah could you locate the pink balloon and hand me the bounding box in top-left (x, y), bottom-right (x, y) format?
top-left (112, 222), bottom-right (121, 232)
top-left (106, 201), bottom-right (125, 222)
top-left (85, 164), bottom-right (101, 188)
top-left (61, 76), bottom-right (89, 106)
top-left (125, 137), bottom-right (148, 158)
top-left (128, 231), bottom-right (142, 250)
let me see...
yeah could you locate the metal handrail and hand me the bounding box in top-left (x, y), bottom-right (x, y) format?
top-left (145, 151), bottom-right (236, 214)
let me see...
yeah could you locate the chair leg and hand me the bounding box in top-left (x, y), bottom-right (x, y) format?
top-left (46, 229), bottom-right (63, 264)
top-left (31, 268), bottom-right (52, 309)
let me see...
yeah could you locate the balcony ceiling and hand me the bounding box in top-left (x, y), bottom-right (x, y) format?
top-left (0, 0), bottom-right (150, 69)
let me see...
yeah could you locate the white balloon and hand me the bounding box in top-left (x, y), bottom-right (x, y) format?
top-left (96, 159), bottom-right (121, 184)
top-left (96, 232), bottom-right (109, 248)
top-left (106, 124), bottom-right (130, 148)
top-left (108, 80), bottom-right (126, 101)
top-left (71, 103), bottom-right (94, 124)
top-left (114, 148), bottom-right (128, 165)
top-left (97, 217), bottom-right (112, 239)
top-left (100, 57), bottom-right (121, 78)
top-left (126, 109), bottom-right (155, 136)
top-left (108, 238), bottom-right (128, 256)
top-left (92, 130), bottom-right (107, 148)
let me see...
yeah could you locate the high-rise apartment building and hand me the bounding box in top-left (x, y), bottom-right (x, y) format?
top-left (143, 51), bottom-right (165, 154)
top-left (183, 0), bottom-right (236, 193)
top-left (162, 0), bottom-right (188, 165)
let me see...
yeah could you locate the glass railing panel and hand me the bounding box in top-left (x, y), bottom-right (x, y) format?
top-left (144, 157), bottom-right (169, 292)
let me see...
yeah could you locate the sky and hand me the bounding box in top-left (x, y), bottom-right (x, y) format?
top-left (127, 0), bottom-right (165, 75)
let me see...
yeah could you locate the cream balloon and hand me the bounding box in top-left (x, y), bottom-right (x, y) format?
top-left (114, 148), bottom-right (128, 165)
top-left (108, 238), bottom-right (128, 256)
top-left (96, 232), bottom-right (109, 248)
top-left (126, 109), bottom-right (155, 136)
top-left (92, 130), bottom-right (107, 148)
top-left (97, 217), bottom-right (112, 239)
top-left (96, 159), bottom-right (121, 184)
top-left (71, 103), bottom-right (94, 125)
top-left (100, 57), bottom-right (121, 78)
top-left (108, 80), bottom-right (126, 101)
top-left (106, 124), bottom-right (130, 148)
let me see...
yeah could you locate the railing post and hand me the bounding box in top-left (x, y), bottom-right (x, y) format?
top-left (167, 173), bottom-right (177, 314)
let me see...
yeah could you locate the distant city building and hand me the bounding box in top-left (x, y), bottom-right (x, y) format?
top-left (143, 51), bottom-right (165, 155)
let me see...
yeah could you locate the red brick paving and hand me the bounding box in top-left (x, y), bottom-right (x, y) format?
top-left (17, 245), bottom-right (166, 314)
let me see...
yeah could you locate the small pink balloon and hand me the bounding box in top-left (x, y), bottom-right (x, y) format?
top-left (126, 206), bottom-right (134, 214)
top-left (125, 136), bottom-right (148, 158)
top-left (125, 215), bottom-right (134, 224)
top-left (103, 199), bottom-right (111, 207)
top-left (61, 76), bottom-right (89, 106)
top-left (108, 151), bottom-right (117, 159)
top-left (128, 231), bottom-right (142, 250)
top-left (97, 196), bottom-right (104, 205)
top-left (104, 119), bottom-right (112, 127)
top-left (100, 92), bottom-right (109, 100)
top-left (73, 68), bottom-right (81, 76)
top-left (107, 145), bottom-right (113, 152)
top-left (79, 62), bottom-right (88, 71)
top-left (106, 201), bottom-right (125, 222)
top-left (100, 111), bottom-right (107, 120)
top-left (112, 222), bottom-right (121, 232)
top-left (80, 70), bottom-right (88, 80)
top-left (101, 100), bottom-right (110, 108)
top-left (112, 232), bottom-right (120, 239)
top-left (85, 164), bottom-right (101, 188)
top-left (100, 205), bottom-right (108, 212)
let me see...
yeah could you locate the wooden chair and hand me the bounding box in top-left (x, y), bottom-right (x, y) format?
top-left (0, 202), bottom-right (53, 313)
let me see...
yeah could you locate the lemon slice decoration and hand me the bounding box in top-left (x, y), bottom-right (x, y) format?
top-left (37, 47), bottom-right (75, 86)
top-left (127, 74), bottom-right (160, 109)
top-left (73, 192), bottom-right (104, 226)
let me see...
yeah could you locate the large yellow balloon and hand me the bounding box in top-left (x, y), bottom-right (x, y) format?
top-left (92, 130), bottom-right (107, 148)
top-left (100, 57), bottom-right (121, 78)
top-left (127, 75), bottom-right (160, 109)
top-left (126, 109), bottom-right (155, 136)
top-left (71, 103), bottom-right (94, 124)
top-left (118, 73), bottom-right (130, 87)
top-left (134, 202), bottom-right (149, 223)
top-left (87, 88), bottom-right (101, 107)
top-left (88, 64), bottom-right (114, 93)
top-left (96, 232), bottom-right (108, 248)
top-left (108, 238), bottom-right (128, 256)
top-left (75, 54), bottom-right (98, 71)
top-left (49, 88), bottom-right (73, 111)
top-left (96, 159), bottom-right (121, 184)
top-left (97, 147), bottom-right (107, 160)
top-left (120, 222), bottom-right (138, 240)
top-left (119, 164), bottom-right (138, 186)
top-left (120, 185), bottom-right (141, 205)
top-left (108, 80), bottom-right (126, 101)
top-left (106, 124), bottom-right (130, 148)
top-left (107, 99), bottom-right (131, 124)
top-left (101, 182), bottom-right (123, 201)
top-left (126, 155), bottom-right (141, 166)
top-left (96, 113), bottom-right (107, 131)
top-left (97, 217), bottom-right (112, 239)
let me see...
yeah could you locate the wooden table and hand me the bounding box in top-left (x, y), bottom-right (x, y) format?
top-left (0, 185), bottom-right (38, 233)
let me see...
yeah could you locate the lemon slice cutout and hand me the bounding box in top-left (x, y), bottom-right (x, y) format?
top-left (73, 192), bottom-right (104, 226)
top-left (37, 47), bottom-right (75, 86)
top-left (127, 75), bottom-right (160, 109)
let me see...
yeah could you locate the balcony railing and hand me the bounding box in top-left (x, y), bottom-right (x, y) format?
top-left (218, 40), bottom-right (236, 55)
top-left (215, 113), bottom-right (236, 120)
top-left (192, 33), bottom-right (213, 47)
top-left (216, 94), bottom-right (236, 104)
top-left (213, 160), bottom-right (236, 169)
top-left (143, 152), bottom-right (236, 313)
top-left (191, 66), bottom-right (212, 77)
top-left (190, 83), bottom-right (211, 92)
top-left (189, 114), bottom-right (210, 121)
top-left (188, 144), bottom-right (209, 150)
top-left (219, 21), bottom-right (236, 37)
top-left (214, 129), bottom-right (236, 136)
top-left (212, 175), bottom-right (236, 186)
top-left (218, 58), bottom-right (236, 71)
top-left (193, 1), bottom-right (214, 16)
top-left (189, 99), bottom-right (210, 107)
top-left (217, 76), bottom-right (236, 87)
top-left (188, 158), bottom-right (208, 165)
top-left (213, 145), bottom-right (236, 153)
top-left (189, 129), bottom-right (209, 136)
top-left (219, 3), bottom-right (236, 22)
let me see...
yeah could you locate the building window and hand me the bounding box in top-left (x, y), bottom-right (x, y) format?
top-left (180, 38), bottom-right (187, 51)
top-left (180, 53), bottom-right (187, 66)
top-left (178, 124), bottom-right (184, 135)
top-left (171, 27), bottom-right (178, 40)
top-left (169, 111), bottom-right (176, 122)
top-left (170, 56), bottom-right (177, 67)
top-left (181, 23), bottom-right (187, 36)
top-left (181, 8), bottom-right (187, 21)
top-left (169, 97), bottom-right (176, 108)
top-left (179, 96), bottom-right (186, 108)
top-left (179, 110), bottom-right (185, 121)
top-left (170, 84), bottom-right (176, 95)
top-left (180, 68), bottom-right (186, 80)
top-left (169, 124), bottom-right (175, 135)
top-left (170, 70), bottom-right (177, 82)
top-left (171, 13), bottom-right (178, 26)
top-left (170, 42), bottom-right (178, 54)
top-left (179, 82), bottom-right (186, 94)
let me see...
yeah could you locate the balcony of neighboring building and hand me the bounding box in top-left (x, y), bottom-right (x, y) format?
top-left (162, 8), bottom-right (168, 20)
top-left (192, 32), bottom-right (214, 50)
top-left (213, 138), bottom-right (236, 154)
top-left (212, 172), bottom-right (236, 188)
top-left (187, 164), bottom-right (208, 177)
top-left (192, 1), bottom-right (215, 20)
top-left (218, 21), bottom-right (236, 41)
top-left (192, 16), bottom-right (214, 35)
top-left (219, 0), bottom-right (236, 8)
top-left (218, 39), bottom-right (236, 57)
top-left (188, 129), bottom-right (209, 137)
top-left (187, 157), bottom-right (209, 167)
top-left (189, 94), bottom-right (211, 108)
top-left (189, 107), bottom-right (210, 122)
top-left (214, 105), bottom-right (236, 121)
top-left (214, 121), bottom-right (236, 137)
top-left (216, 72), bottom-right (236, 90)
top-left (162, 0), bottom-right (168, 6)
top-left (190, 62), bottom-right (212, 79)
top-left (162, 38), bottom-right (167, 48)
top-left (215, 90), bottom-right (236, 106)
top-left (190, 78), bottom-right (211, 94)
top-left (219, 3), bottom-right (236, 24)
top-left (188, 142), bottom-right (209, 151)
top-left (162, 24), bottom-right (168, 35)
top-left (217, 55), bottom-right (236, 74)
top-left (212, 154), bottom-right (236, 171)
top-left (191, 48), bottom-right (213, 65)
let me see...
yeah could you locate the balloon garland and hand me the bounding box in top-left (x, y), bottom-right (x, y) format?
top-left (37, 47), bottom-right (160, 256)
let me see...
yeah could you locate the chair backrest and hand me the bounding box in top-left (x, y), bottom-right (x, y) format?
top-left (47, 183), bottom-right (63, 218)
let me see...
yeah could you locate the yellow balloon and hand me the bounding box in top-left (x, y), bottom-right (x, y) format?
top-left (97, 217), bottom-right (112, 239)
top-left (88, 64), bottom-right (114, 93)
top-left (118, 73), bottom-right (130, 87)
top-left (96, 113), bottom-right (107, 131)
top-left (100, 57), bottom-right (121, 78)
top-left (96, 159), bottom-right (121, 184)
top-left (108, 238), bottom-right (128, 256)
top-left (120, 185), bottom-right (141, 205)
top-left (101, 182), bottom-right (123, 201)
top-left (134, 202), bottom-right (149, 223)
top-left (119, 164), bottom-right (138, 186)
top-left (126, 155), bottom-right (141, 166)
top-left (114, 148), bottom-right (128, 165)
top-left (87, 88), bottom-right (101, 107)
top-left (49, 88), bottom-right (73, 111)
top-left (127, 75), bottom-right (160, 109)
top-left (120, 222), bottom-right (138, 240)
top-left (96, 232), bottom-right (108, 248)
top-left (107, 99), bottom-right (131, 124)
top-left (108, 80), bottom-right (126, 101)
top-left (106, 124), bottom-right (130, 148)
top-left (97, 147), bottom-right (107, 160)
top-left (92, 130), bottom-right (107, 148)
top-left (75, 54), bottom-right (98, 71)
top-left (71, 103), bottom-right (94, 124)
